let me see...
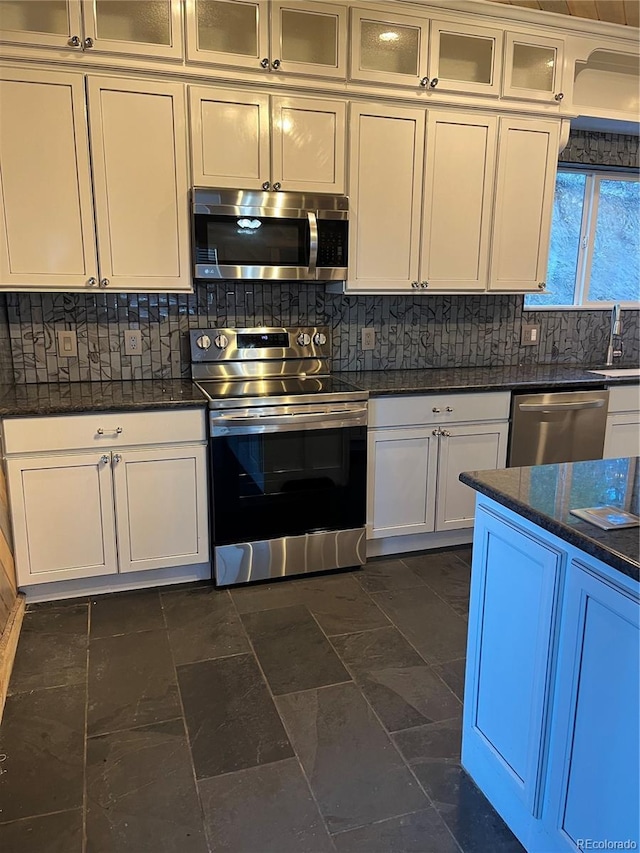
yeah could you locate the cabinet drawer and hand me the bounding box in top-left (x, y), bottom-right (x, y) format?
top-left (3, 409), bottom-right (206, 455)
top-left (369, 391), bottom-right (510, 428)
top-left (608, 384), bottom-right (640, 414)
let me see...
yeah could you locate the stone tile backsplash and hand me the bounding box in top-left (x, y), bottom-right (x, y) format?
top-left (0, 287), bottom-right (638, 384)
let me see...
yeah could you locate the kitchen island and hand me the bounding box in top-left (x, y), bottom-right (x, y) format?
top-left (460, 458), bottom-right (639, 853)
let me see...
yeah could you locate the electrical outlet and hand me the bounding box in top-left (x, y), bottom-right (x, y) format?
top-left (123, 329), bottom-right (142, 356)
top-left (521, 324), bottom-right (540, 346)
top-left (361, 328), bottom-right (376, 351)
top-left (57, 330), bottom-right (77, 358)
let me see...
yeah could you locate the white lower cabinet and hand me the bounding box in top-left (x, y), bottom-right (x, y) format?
top-left (367, 392), bottom-right (510, 540)
top-left (603, 385), bottom-right (640, 458)
top-left (4, 410), bottom-right (209, 586)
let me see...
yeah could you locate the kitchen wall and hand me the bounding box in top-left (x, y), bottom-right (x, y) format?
top-left (0, 130), bottom-right (637, 384)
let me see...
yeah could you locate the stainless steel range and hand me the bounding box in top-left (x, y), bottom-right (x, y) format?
top-left (191, 327), bottom-right (368, 586)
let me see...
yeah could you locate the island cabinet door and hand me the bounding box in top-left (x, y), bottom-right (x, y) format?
top-left (543, 559), bottom-right (639, 850)
top-left (462, 506), bottom-right (564, 823)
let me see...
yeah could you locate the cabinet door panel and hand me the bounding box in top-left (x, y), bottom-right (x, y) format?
top-left (436, 423), bottom-right (508, 531)
top-left (271, 96), bottom-right (345, 193)
top-left (503, 33), bottom-right (564, 103)
top-left (545, 561), bottom-right (639, 846)
top-left (7, 454), bottom-right (117, 584)
top-left (463, 507), bottom-right (563, 811)
top-left (186, 0), bottom-right (269, 70)
top-left (82, 0), bottom-right (183, 59)
top-left (428, 20), bottom-right (503, 96)
top-left (0, 0), bottom-right (82, 48)
top-left (603, 414), bottom-right (640, 458)
top-left (349, 104), bottom-right (424, 291)
top-left (489, 118), bottom-right (559, 292)
top-left (368, 428), bottom-right (437, 538)
top-left (189, 86), bottom-right (270, 189)
top-left (87, 77), bottom-right (191, 292)
top-left (271, 0), bottom-right (347, 79)
top-left (421, 111), bottom-right (497, 291)
top-left (350, 7), bottom-right (428, 87)
top-left (0, 69), bottom-right (97, 290)
top-left (113, 446), bottom-right (209, 573)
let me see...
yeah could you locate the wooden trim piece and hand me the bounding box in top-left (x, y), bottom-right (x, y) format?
top-left (0, 593), bottom-right (25, 723)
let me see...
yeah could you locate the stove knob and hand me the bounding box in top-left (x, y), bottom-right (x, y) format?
top-left (297, 333), bottom-right (311, 347)
top-left (196, 334), bottom-right (211, 350)
top-left (214, 334), bottom-right (229, 350)
top-left (313, 332), bottom-right (327, 346)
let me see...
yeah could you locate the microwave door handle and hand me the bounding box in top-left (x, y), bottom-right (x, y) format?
top-left (307, 211), bottom-right (318, 275)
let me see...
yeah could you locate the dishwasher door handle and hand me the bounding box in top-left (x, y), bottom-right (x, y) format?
top-left (518, 399), bottom-right (606, 413)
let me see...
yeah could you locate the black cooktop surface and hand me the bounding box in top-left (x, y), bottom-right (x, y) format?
top-left (195, 374), bottom-right (365, 404)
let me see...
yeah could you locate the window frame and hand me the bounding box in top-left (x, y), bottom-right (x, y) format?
top-left (525, 166), bottom-right (640, 311)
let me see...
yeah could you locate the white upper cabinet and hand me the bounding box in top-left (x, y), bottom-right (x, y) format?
top-left (189, 86), bottom-right (346, 193)
top-left (350, 7), bottom-right (429, 87)
top-left (87, 76), bottom-right (191, 292)
top-left (489, 117), bottom-right (560, 292)
top-left (186, 0), bottom-right (347, 78)
top-left (270, 0), bottom-right (347, 78)
top-left (0, 68), bottom-right (98, 290)
top-left (503, 32), bottom-right (565, 103)
top-left (428, 20), bottom-right (503, 97)
top-left (420, 110), bottom-right (497, 291)
top-left (0, 0), bottom-right (184, 59)
top-left (348, 103), bottom-right (425, 291)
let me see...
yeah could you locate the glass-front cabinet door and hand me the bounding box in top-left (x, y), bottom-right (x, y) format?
top-left (428, 21), bottom-right (503, 96)
top-left (186, 0), bottom-right (269, 69)
top-left (350, 7), bottom-right (429, 87)
top-left (503, 32), bottom-right (565, 103)
top-left (83, 0), bottom-right (183, 59)
top-left (270, 0), bottom-right (347, 79)
top-left (0, 0), bottom-right (82, 49)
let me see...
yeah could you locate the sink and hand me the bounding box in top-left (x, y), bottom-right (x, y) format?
top-left (588, 368), bottom-right (640, 378)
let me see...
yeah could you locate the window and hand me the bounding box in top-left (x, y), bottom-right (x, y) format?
top-left (525, 168), bottom-right (640, 309)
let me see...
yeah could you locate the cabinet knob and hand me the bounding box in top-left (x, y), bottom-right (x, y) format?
top-left (419, 76), bottom-right (430, 87)
top-left (420, 281), bottom-right (429, 289)
top-left (441, 429), bottom-right (451, 437)
top-left (100, 278), bottom-right (109, 287)
top-left (272, 58), bottom-right (281, 69)
top-left (273, 182), bottom-right (281, 191)
top-left (538, 282), bottom-right (546, 290)
top-left (429, 78), bottom-right (439, 88)
top-left (87, 277), bottom-right (97, 287)
top-left (432, 428), bottom-right (440, 436)
top-left (68, 35), bottom-right (81, 47)
top-left (432, 407), bottom-right (441, 413)
top-left (113, 454), bottom-right (122, 464)
top-left (260, 57), bottom-right (269, 68)
top-left (100, 454), bottom-right (110, 464)
top-left (446, 406), bottom-right (453, 412)
top-left (262, 181), bottom-right (270, 190)
top-left (554, 92), bottom-right (564, 101)
top-left (83, 36), bottom-right (94, 49)
top-left (411, 281), bottom-right (419, 288)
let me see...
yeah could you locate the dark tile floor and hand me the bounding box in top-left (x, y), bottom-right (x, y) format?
top-left (0, 547), bottom-right (525, 853)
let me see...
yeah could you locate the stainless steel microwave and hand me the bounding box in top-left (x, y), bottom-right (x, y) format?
top-left (192, 189), bottom-right (348, 281)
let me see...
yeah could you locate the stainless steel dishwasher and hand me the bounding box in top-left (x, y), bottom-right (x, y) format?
top-left (508, 389), bottom-right (610, 466)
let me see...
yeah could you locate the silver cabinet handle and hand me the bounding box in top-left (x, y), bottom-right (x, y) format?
top-left (273, 182), bottom-right (281, 191)
top-left (68, 35), bottom-right (81, 47)
top-left (446, 406), bottom-right (454, 412)
top-left (538, 282), bottom-right (546, 290)
top-left (419, 76), bottom-right (430, 87)
top-left (100, 278), bottom-right (109, 287)
top-left (260, 57), bottom-right (269, 68)
top-left (272, 58), bottom-right (281, 69)
top-left (83, 37), bottom-right (94, 48)
top-left (554, 92), bottom-right (564, 101)
top-left (97, 427), bottom-right (123, 435)
top-left (113, 454), bottom-right (122, 463)
top-left (432, 407), bottom-right (441, 413)
top-left (87, 277), bottom-right (97, 286)
top-left (262, 181), bottom-right (270, 190)
top-left (100, 454), bottom-right (110, 464)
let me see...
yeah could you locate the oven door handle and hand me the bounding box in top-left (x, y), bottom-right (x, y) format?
top-left (307, 211), bottom-right (318, 276)
top-left (211, 407), bottom-right (367, 435)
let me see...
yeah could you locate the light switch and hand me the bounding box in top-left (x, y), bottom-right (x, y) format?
top-left (57, 330), bottom-right (78, 358)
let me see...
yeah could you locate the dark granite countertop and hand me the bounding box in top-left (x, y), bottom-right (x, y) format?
top-left (337, 364), bottom-right (640, 396)
top-left (460, 458), bottom-right (640, 582)
top-left (0, 380), bottom-right (208, 416)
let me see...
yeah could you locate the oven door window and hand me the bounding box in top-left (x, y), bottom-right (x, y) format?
top-left (194, 213), bottom-right (310, 267)
top-left (211, 426), bottom-right (366, 544)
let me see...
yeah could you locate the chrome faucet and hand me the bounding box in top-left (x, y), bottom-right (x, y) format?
top-left (605, 303), bottom-right (623, 366)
